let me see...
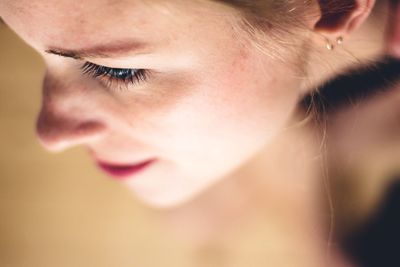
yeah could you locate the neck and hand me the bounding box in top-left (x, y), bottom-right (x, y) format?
top-left (159, 113), bottom-right (339, 266)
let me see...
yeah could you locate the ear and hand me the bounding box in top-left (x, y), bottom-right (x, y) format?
top-left (314, 0), bottom-right (376, 38)
top-left (387, 0), bottom-right (400, 57)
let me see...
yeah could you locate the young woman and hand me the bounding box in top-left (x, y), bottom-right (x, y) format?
top-left (0, 0), bottom-right (393, 266)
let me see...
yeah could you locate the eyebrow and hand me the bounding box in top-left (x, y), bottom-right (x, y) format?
top-left (45, 40), bottom-right (149, 60)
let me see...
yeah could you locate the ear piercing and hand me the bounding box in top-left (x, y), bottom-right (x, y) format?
top-left (326, 40), bottom-right (335, 50)
top-left (325, 36), bottom-right (344, 51)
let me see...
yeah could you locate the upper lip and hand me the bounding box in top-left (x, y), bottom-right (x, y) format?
top-left (87, 148), bottom-right (153, 166)
top-left (87, 148), bottom-right (157, 177)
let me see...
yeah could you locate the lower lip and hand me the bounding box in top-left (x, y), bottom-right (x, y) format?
top-left (97, 159), bottom-right (156, 180)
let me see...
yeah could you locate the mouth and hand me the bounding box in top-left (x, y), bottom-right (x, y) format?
top-left (96, 158), bottom-right (156, 180)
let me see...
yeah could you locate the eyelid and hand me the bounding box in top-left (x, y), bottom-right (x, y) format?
top-left (81, 61), bottom-right (150, 91)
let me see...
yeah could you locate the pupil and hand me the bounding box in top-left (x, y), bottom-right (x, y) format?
top-left (112, 69), bottom-right (133, 79)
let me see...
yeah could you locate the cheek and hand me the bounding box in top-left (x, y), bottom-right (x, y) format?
top-left (195, 48), bottom-right (301, 140)
top-left (107, 41), bottom-right (302, 178)
top-left (132, 48), bottom-right (301, 166)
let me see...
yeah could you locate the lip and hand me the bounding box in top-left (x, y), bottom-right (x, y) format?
top-left (96, 159), bottom-right (156, 180)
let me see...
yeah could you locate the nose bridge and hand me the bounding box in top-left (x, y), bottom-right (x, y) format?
top-left (41, 71), bottom-right (82, 112)
top-left (41, 74), bottom-right (80, 118)
top-left (36, 72), bottom-right (106, 152)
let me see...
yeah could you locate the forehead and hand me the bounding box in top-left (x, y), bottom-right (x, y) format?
top-left (0, 0), bottom-right (218, 51)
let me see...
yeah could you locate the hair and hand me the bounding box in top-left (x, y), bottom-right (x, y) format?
top-left (210, 0), bottom-right (318, 61)
top-left (212, 0), bottom-right (356, 36)
top-left (209, 0), bottom-right (361, 66)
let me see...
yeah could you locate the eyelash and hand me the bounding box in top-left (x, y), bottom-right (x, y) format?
top-left (81, 62), bottom-right (149, 90)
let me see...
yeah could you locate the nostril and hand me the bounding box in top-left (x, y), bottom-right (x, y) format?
top-left (35, 111), bottom-right (106, 152)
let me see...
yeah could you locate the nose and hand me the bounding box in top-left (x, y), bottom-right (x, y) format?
top-left (36, 111), bottom-right (106, 152)
top-left (36, 73), bottom-right (107, 152)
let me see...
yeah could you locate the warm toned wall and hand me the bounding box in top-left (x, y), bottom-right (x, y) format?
top-left (0, 24), bottom-right (198, 267)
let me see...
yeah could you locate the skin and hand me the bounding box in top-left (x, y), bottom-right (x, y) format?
top-left (0, 0), bottom-right (305, 207)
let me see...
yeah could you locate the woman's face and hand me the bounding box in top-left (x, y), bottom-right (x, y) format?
top-left (0, 0), bottom-right (304, 207)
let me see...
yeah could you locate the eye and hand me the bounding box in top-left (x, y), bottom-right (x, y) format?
top-left (81, 62), bottom-right (149, 90)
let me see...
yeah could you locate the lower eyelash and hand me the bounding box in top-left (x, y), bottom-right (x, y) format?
top-left (81, 62), bottom-right (149, 90)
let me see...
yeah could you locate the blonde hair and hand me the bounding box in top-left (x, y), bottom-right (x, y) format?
top-left (210, 0), bottom-right (359, 63)
top-left (207, 0), bottom-right (322, 73)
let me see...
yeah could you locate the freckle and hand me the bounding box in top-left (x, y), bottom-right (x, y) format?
top-left (232, 48), bottom-right (250, 72)
top-left (78, 18), bottom-right (86, 24)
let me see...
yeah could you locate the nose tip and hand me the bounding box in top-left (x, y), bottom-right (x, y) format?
top-left (36, 109), bottom-right (106, 152)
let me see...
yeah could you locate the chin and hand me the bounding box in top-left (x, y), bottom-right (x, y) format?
top-left (129, 182), bottom-right (211, 209)
top-left (126, 168), bottom-right (227, 209)
top-left (135, 192), bottom-right (197, 209)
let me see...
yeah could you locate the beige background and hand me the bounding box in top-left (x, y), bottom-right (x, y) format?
top-left (0, 23), bottom-right (203, 267)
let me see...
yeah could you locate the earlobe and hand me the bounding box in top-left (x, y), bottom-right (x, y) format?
top-left (314, 0), bottom-right (376, 38)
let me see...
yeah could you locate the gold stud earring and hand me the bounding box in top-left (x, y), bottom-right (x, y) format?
top-left (336, 36), bottom-right (344, 45)
top-left (326, 40), bottom-right (335, 50)
top-left (323, 36), bottom-right (335, 50)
